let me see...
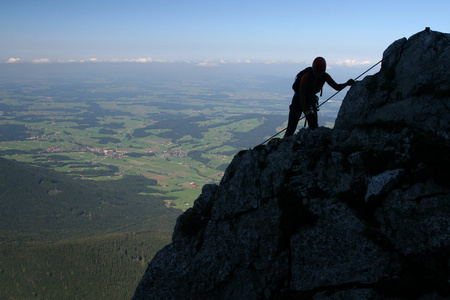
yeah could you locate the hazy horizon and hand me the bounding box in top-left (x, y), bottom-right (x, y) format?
top-left (0, 59), bottom-right (377, 80)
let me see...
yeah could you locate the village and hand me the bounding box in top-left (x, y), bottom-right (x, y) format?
top-left (75, 146), bottom-right (126, 159)
top-left (155, 149), bottom-right (188, 158)
top-left (44, 144), bottom-right (191, 161)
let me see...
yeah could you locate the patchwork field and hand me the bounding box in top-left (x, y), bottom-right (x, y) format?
top-left (0, 63), bottom-right (303, 210)
top-left (0, 62), bottom-right (346, 299)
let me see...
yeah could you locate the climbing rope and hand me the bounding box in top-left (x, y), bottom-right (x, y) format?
top-left (257, 28), bottom-right (420, 146)
top-left (257, 64), bottom-right (376, 146)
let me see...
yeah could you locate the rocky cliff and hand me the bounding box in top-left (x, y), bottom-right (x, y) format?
top-left (133, 29), bottom-right (450, 299)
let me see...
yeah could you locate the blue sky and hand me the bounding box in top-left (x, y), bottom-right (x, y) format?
top-left (1, 0), bottom-right (449, 66)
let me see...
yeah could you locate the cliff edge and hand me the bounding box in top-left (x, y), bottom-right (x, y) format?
top-left (133, 29), bottom-right (450, 299)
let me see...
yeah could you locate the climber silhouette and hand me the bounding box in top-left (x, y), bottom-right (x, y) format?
top-left (284, 57), bottom-right (354, 137)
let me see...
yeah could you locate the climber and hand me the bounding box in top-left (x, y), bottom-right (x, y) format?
top-left (284, 57), bottom-right (354, 137)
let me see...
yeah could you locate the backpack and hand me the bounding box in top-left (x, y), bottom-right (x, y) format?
top-left (292, 67), bottom-right (325, 96)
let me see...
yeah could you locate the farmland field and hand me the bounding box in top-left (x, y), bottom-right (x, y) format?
top-left (0, 62), bottom-right (348, 299)
top-left (1, 63), bottom-right (337, 209)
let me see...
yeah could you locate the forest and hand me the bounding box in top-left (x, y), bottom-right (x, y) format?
top-left (0, 231), bottom-right (171, 299)
top-left (0, 157), bottom-right (179, 298)
top-left (0, 62), bottom-right (347, 298)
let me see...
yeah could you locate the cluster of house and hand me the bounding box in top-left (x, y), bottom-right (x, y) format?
top-left (44, 145), bottom-right (191, 161)
top-left (45, 146), bottom-right (66, 153)
top-left (156, 149), bottom-right (189, 158)
top-left (76, 146), bottom-right (126, 159)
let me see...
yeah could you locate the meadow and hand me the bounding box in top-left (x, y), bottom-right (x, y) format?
top-left (0, 62), bottom-right (345, 298)
top-left (0, 63), bottom-right (297, 209)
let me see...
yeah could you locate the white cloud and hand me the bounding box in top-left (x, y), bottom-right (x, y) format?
top-left (264, 60), bottom-right (281, 65)
top-left (197, 62), bottom-right (220, 67)
top-left (334, 59), bottom-right (373, 67)
top-left (6, 58), bottom-right (20, 63)
top-left (31, 58), bottom-right (52, 63)
top-left (235, 60), bottom-right (253, 64)
top-left (133, 58), bottom-right (150, 63)
top-left (58, 59), bottom-right (78, 63)
top-left (3, 57), bottom-right (358, 66)
top-left (2, 57), bottom-right (177, 64)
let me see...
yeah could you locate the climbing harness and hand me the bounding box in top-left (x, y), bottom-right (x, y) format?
top-left (258, 27), bottom-right (432, 146)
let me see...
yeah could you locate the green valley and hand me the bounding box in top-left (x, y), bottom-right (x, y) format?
top-left (0, 62), bottom-right (344, 299)
top-left (0, 64), bottom-right (294, 210)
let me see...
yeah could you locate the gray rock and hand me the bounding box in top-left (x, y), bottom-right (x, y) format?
top-left (335, 29), bottom-right (450, 135)
top-left (133, 29), bottom-right (450, 300)
top-left (291, 199), bottom-right (390, 291)
top-left (365, 169), bottom-right (404, 202)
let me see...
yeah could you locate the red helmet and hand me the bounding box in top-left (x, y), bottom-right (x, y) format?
top-left (312, 57), bottom-right (326, 74)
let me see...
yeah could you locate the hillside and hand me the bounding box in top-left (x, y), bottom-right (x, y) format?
top-left (0, 230), bottom-right (171, 299)
top-left (133, 29), bottom-right (450, 299)
top-left (0, 157), bottom-right (180, 241)
top-left (0, 158), bottom-right (181, 298)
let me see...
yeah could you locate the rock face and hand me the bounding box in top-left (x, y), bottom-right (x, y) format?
top-left (335, 29), bottom-right (450, 137)
top-left (133, 29), bottom-right (450, 299)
